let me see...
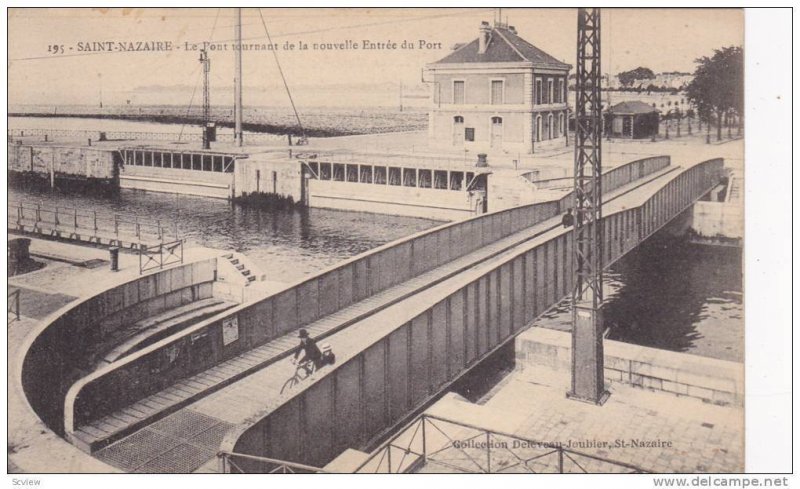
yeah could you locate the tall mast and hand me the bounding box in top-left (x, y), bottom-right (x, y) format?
top-left (234, 7), bottom-right (244, 147)
top-left (568, 7), bottom-right (608, 405)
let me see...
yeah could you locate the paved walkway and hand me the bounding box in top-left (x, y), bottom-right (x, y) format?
top-left (409, 371), bottom-right (743, 473)
top-left (451, 372), bottom-right (744, 472)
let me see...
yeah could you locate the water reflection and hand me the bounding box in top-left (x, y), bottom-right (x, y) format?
top-left (535, 235), bottom-right (743, 362)
top-left (9, 185), bottom-right (444, 284)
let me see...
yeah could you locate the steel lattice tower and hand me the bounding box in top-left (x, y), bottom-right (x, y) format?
top-left (200, 49), bottom-right (211, 150)
top-left (568, 8), bottom-right (609, 405)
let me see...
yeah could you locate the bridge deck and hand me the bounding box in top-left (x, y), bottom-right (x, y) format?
top-left (88, 163), bottom-right (685, 473)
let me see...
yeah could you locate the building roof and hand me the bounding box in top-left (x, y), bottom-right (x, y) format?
top-left (432, 25), bottom-right (571, 70)
top-left (607, 100), bottom-right (660, 115)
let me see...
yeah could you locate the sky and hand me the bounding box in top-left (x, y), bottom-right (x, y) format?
top-left (7, 8), bottom-right (744, 108)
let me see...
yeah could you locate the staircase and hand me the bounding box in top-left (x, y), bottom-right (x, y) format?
top-left (222, 253), bottom-right (258, 286)
top-left (726, 173), bottom-right (742, 203)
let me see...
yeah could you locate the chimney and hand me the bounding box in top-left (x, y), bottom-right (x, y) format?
top-left (478, 21), bottom-right (491, 54)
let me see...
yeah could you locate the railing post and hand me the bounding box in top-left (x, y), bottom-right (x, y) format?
top-left (36, 203), bottom-right (41, 223)
top-left (135, 217), bottom-right (140, 239)
top-left (94, 211), bottom-right (98, 234)
top-left (157, 219), bottom-right (162, 241)
top-left (17, 203), bottom-right (22, 226)
top-left (386, 444), bottom-right (392, 473)
top-left (558, 448), bottom-right (564, 473)
top-left (138, 247), bottom-right (143, 275)
top-left (421, 416), bottom-right (428, 464)
top-left (54, 206), bottom-right (59, 226)
top-left (486, 431), bottom-right (491, 473)
top-left (74, 208), bottom-right (78, 230)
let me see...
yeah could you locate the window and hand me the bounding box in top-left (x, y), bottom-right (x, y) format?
top-left (557, 79), bottom-right (565, 104)
top-left (320, 163), bottom-right (332, 180)
top-left (491, 116), bottom-right (503, 124)
top-left (434, 170), bottom-right (448, 189)
top-left (465, 127), bottom-right (475, 141)
top-left (374, 166), bottom-right (387, 184)
top-left (346, 164), bottom-right (358, 182)
top-left (465, 172), bottom-right (475, 190)
top-left (403, 168), bottom-right (417, 187)
top-left (359, 165), bottom-right (373, 184)
top-left (388, 167), bottom-right (401, 186)
top-left (453, 80), bottom-right (465, 104)
top-left (307, 162), bottom-right (319, 179)
top-left (535, 79), bottom-right (543, 105)
top-left (450, 171), bottom-right (464, 191)
top-left (333, 163), bottom-right (345, 181)
top-left (491, 80), bottom-right (504, 104)
top-left (418, 169), bottom-right (432, 188)
top-left (547, 79), bottom-right (554, 104)
top-left (454, 115), bottom-right (464, 123)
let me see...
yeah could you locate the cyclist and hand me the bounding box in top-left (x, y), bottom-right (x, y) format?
top-left (293, 328), bottom-right (323, 369)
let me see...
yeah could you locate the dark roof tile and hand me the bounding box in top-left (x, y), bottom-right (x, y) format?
top-left (433, 26), bottom-right (570, 70)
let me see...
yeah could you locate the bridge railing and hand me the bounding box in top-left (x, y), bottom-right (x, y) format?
top-left (8, 200), bottom-right (179, 246)
top-left (59, 155), bottom-right (674, 434)
top-left (219, 158), bottom-right (724, 469)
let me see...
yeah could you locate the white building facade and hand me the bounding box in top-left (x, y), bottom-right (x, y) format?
top-left (425, 21), bottom-right (571, 154)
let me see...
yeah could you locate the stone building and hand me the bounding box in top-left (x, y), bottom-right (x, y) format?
top-left (425, 20), bottom-right (571, 154)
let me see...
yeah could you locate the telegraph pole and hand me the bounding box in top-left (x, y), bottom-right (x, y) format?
top-left (234, 7), bottom-right (244, 147)
top-left (568, 7), bottom-right (609, 405)
top-left (200, 49), bottom-right (211, 150)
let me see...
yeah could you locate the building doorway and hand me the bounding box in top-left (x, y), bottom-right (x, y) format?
top-left (490, 116), bottom-right (503, 149)
top-left (453, 116), bottom-right (465, 147)
top-left (535, 115), bottom-right (542, 142)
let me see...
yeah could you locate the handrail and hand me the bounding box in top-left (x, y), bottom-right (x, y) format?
top-left (217, 451), bottom-right (330, 474)
top-left (8, 200), bottom-right (178, 243)
top-left (8, 288), bottom-right (21, 323)
top-left (138, 239), bottom-right (184, 274)
top-left (351, 413), bottom-right (650, 474)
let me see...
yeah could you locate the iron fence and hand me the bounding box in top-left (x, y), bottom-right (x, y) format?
top-left (217, 451), bottom-right (330, 474)
top-left (8, 288), bottom-right (21, 323)
top-left (215, 412), bottom-right (649, 474)
top-left (353, 414), bottom-right (650, 474)
top-left (138, 239), bottom-right (184, 274)
top-left (8, 200), bottom-right (178, 245)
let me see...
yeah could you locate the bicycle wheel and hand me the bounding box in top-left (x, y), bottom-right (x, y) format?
top-left (280, 375), bottom-right (298, 394)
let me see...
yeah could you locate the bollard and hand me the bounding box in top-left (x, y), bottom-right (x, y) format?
top-left (109, 246), bottom-right (120, 272)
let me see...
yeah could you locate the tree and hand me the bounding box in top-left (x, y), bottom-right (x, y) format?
top-left (685, 46), bottom-right (743, 140)
top-left (617, 67), bottom-right (655, 87)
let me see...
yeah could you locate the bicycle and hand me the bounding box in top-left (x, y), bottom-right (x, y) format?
top-left (279, 343), bottom-right (335, 394)
top-left (281, 358), bottom-right (317, 394)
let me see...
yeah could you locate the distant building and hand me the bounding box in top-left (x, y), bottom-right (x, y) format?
top-left (425, 20), bottom-right (571, 154)
top-left (604, 101), bottom-right (660, 139)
